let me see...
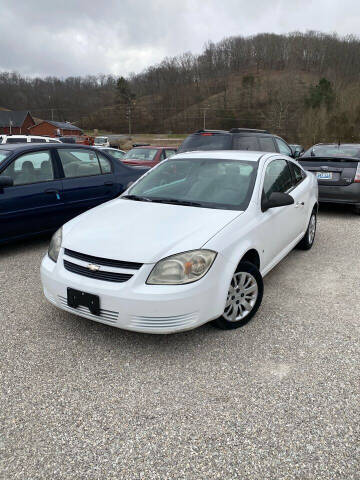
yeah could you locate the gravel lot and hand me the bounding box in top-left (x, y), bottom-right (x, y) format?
top-left (1, 205), bottom-right (359, 480)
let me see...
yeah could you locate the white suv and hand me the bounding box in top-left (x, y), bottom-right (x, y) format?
top-left (0, 135), bottom-right (61, 144)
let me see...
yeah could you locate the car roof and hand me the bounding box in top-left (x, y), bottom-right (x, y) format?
top-left (129, 145), bottom-right (174, 149)
top-left (0, 143), bottom-right (98, 153)
top-left (173, 150), bottom-right (273, 162)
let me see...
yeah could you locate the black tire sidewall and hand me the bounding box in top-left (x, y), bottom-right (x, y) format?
top-left (214, 261), bottom-right (264, 330)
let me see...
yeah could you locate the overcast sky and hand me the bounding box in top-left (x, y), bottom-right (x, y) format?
top-left (0, 0), bottom-right (359, 78)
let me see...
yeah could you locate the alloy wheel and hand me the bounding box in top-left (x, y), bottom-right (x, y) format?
top-left (223, 271), bottom-right (258, 322)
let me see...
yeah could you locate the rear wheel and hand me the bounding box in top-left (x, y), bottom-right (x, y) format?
top-left (214, 261), bottom-right (263, 330)
top-left (297, 210), bottom-right (317, 250)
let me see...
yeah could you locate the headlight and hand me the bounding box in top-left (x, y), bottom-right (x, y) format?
top-left (48, 227), bottom-right (62, 263)
top-left (147, 249), bottom-right (217, 285)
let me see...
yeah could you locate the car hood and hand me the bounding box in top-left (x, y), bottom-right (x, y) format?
top-left (62, 198), bottom-right (242, 264)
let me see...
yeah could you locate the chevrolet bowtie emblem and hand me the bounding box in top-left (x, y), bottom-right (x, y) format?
top-left (87, 264), bottom-right (100, 272)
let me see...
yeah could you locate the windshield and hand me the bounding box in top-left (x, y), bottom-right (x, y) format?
top-left (104, 148), bottom-right (125, 159)
top-left (0, 150), bottom-right (11, 165)
top-left (303, 144), bottom-right (360, 158)
top-left (125, 157), bottom-right (258, 210)
top-left (95, 137), bottom-right (107, 144)
top-left (123, 148), bottom-right (158, 161)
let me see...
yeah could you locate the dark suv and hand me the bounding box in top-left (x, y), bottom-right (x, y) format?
top-left (178, 128), bottom-right (297, 157)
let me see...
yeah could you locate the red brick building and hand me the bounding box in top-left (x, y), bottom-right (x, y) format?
top-left (29, 120), bottom-right (83, 137)
top-left (0, 110), bottom-right (35, 135)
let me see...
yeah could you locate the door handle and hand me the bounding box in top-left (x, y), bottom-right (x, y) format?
top-left (45, 188), bottom-right (60, 200)
top-left (104, 181), bottom-right (114, 186)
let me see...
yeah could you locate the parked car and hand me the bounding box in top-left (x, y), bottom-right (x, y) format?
top-left (94, 136), bottom-right (110, 147)
top-left (58, 135), bottom-right (94, 145)
top-left (0, 144), bottom-right (147, 244)
top-left (289, 144), bottom-right (304, 157)
top-left (41, 150), bottom-right (318, 334)
top-left (178, 128), bottom-right (297, 157)
top-left (0, 135), bottom-right (61, 144)
top-left (299, 143), bottom-right (360, 213)
top-left (122, 146), bottom-right (177, 168)
top-left (95, 147), bottom-right (126, 160)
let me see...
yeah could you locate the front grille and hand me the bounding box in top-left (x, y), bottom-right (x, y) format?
top-left (130, 312), bottom-right (199, 330)
top-left (64, 248), bottom-right (142, 270)
top-left (64, 260), bottom-right (133, 283)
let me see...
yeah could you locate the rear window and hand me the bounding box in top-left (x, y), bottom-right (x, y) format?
top-left (304, 145), bottom-right (360, 158)
top-left (6, 137), bottom-right (28, 144)
top-left (178, 134), bottom-right (231, 153)
top-left (233, 136), bottom-right (260, 150)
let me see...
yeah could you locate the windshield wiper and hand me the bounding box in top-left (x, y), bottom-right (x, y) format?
top-left (122, 194), bottom-right (153, 202)
top-left (149, 197), bottom-right (204, 207)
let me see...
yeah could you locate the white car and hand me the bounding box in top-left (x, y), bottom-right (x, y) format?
top-left (94, 146), bottom-right (126, 160)
top-left (0, 135), bottom-right (61, 144)
top-left (94, 136), bottom-right (110, 147)
top-left (41, 150), bottom-right (318, 334)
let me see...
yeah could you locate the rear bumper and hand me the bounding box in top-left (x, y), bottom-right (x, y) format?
top-left (318, 183), bottom-right (360, 206)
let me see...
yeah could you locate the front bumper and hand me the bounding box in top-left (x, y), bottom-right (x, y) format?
top-left (40, 250), bottom-right (229, 334)
top-left (318, 182), bottom-right (360, 206)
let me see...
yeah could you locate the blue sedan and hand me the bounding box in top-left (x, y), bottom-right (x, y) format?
top-left (0, 143), bottom-right (147, 244)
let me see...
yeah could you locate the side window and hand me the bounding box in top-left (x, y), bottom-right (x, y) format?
top-left (275, 138), bottom-right (292, 156)
top-left (259, 137), bottom-right (277, 152)
top-left (263, 159), bottom-right (293, 198)
top-left (288, 161), bottom-right (304, 186)
top-left (97, 152), bottom-right (112, 173)
top-left (0, 150), bottom-right (54, 185)
top-left (165, 149), bottom-right (176, 158)
top-left (58, 149), bottom-right (102, 178)
top-left (233, 136), bottom-right (260, 151)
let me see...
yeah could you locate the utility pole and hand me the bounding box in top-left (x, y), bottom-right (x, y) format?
top-left (200, 105), bottom-right (210, 129)
top-left (127, 105), bottom-right (132, 136)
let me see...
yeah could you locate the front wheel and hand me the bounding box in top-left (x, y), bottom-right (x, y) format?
top-left (214, 261), bottom-right (263, 330)
top-left (297, 210), bottom-right (317, 250)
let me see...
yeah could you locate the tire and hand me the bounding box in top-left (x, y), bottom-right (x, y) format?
top-left (353, 206), bottom-right (360, 215)
top-left (214, 261), bottom-right (264, 330)
top-left (297, 210), bottom-right (317, 250)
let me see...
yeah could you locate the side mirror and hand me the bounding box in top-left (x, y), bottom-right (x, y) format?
top-left (0, 176), bottom-right (14, 188)
top-left (262, 192), bottom-right (294, 212)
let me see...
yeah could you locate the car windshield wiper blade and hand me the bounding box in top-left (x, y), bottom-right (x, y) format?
top-left (150, 197), bottom-right (204, 207)
top-left (122, 194), bottom-right (153, 202)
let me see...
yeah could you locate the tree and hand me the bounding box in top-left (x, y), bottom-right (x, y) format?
top-left (305, 78), bottom-right (335, 110)
top-left (116, 76), bottom-right (136, 105)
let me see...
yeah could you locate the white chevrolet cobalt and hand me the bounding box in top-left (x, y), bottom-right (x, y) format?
top-left (41, 151), bottom-right (318, 334)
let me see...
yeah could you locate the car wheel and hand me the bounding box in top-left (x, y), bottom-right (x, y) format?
top-left (353, 206), bottom-right (360, 215)
top-left (297, 210), bottom-right (317, 250)
top-left (214, 261), bottom-right (263, 330)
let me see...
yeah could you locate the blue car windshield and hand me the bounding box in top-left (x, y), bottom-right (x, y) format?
top-left (0, 150), bottom-right (11, 165)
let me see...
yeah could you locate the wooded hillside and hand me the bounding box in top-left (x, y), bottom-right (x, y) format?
top-left (2, 31), bottom-right (360, 145)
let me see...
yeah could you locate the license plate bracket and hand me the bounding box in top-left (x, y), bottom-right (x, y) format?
top-left (67, 288), bottom-right (100, 316)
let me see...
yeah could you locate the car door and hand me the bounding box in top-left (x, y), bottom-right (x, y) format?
top-left (257, 158), bottom-right (302, 270)
top-left (274, 137), bottom-right (293, 157)
top-left (0, 149), bottom-right (64, 240)
top-left (287, 160), bottom-right (310, 236)
top-left (56, 147), bottom-right (118, 222)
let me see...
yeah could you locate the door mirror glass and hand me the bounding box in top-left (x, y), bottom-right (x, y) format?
top-left (0, 175), bottom-right (14, 188)
top-left (262, 192), bottom-right (294, 211)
